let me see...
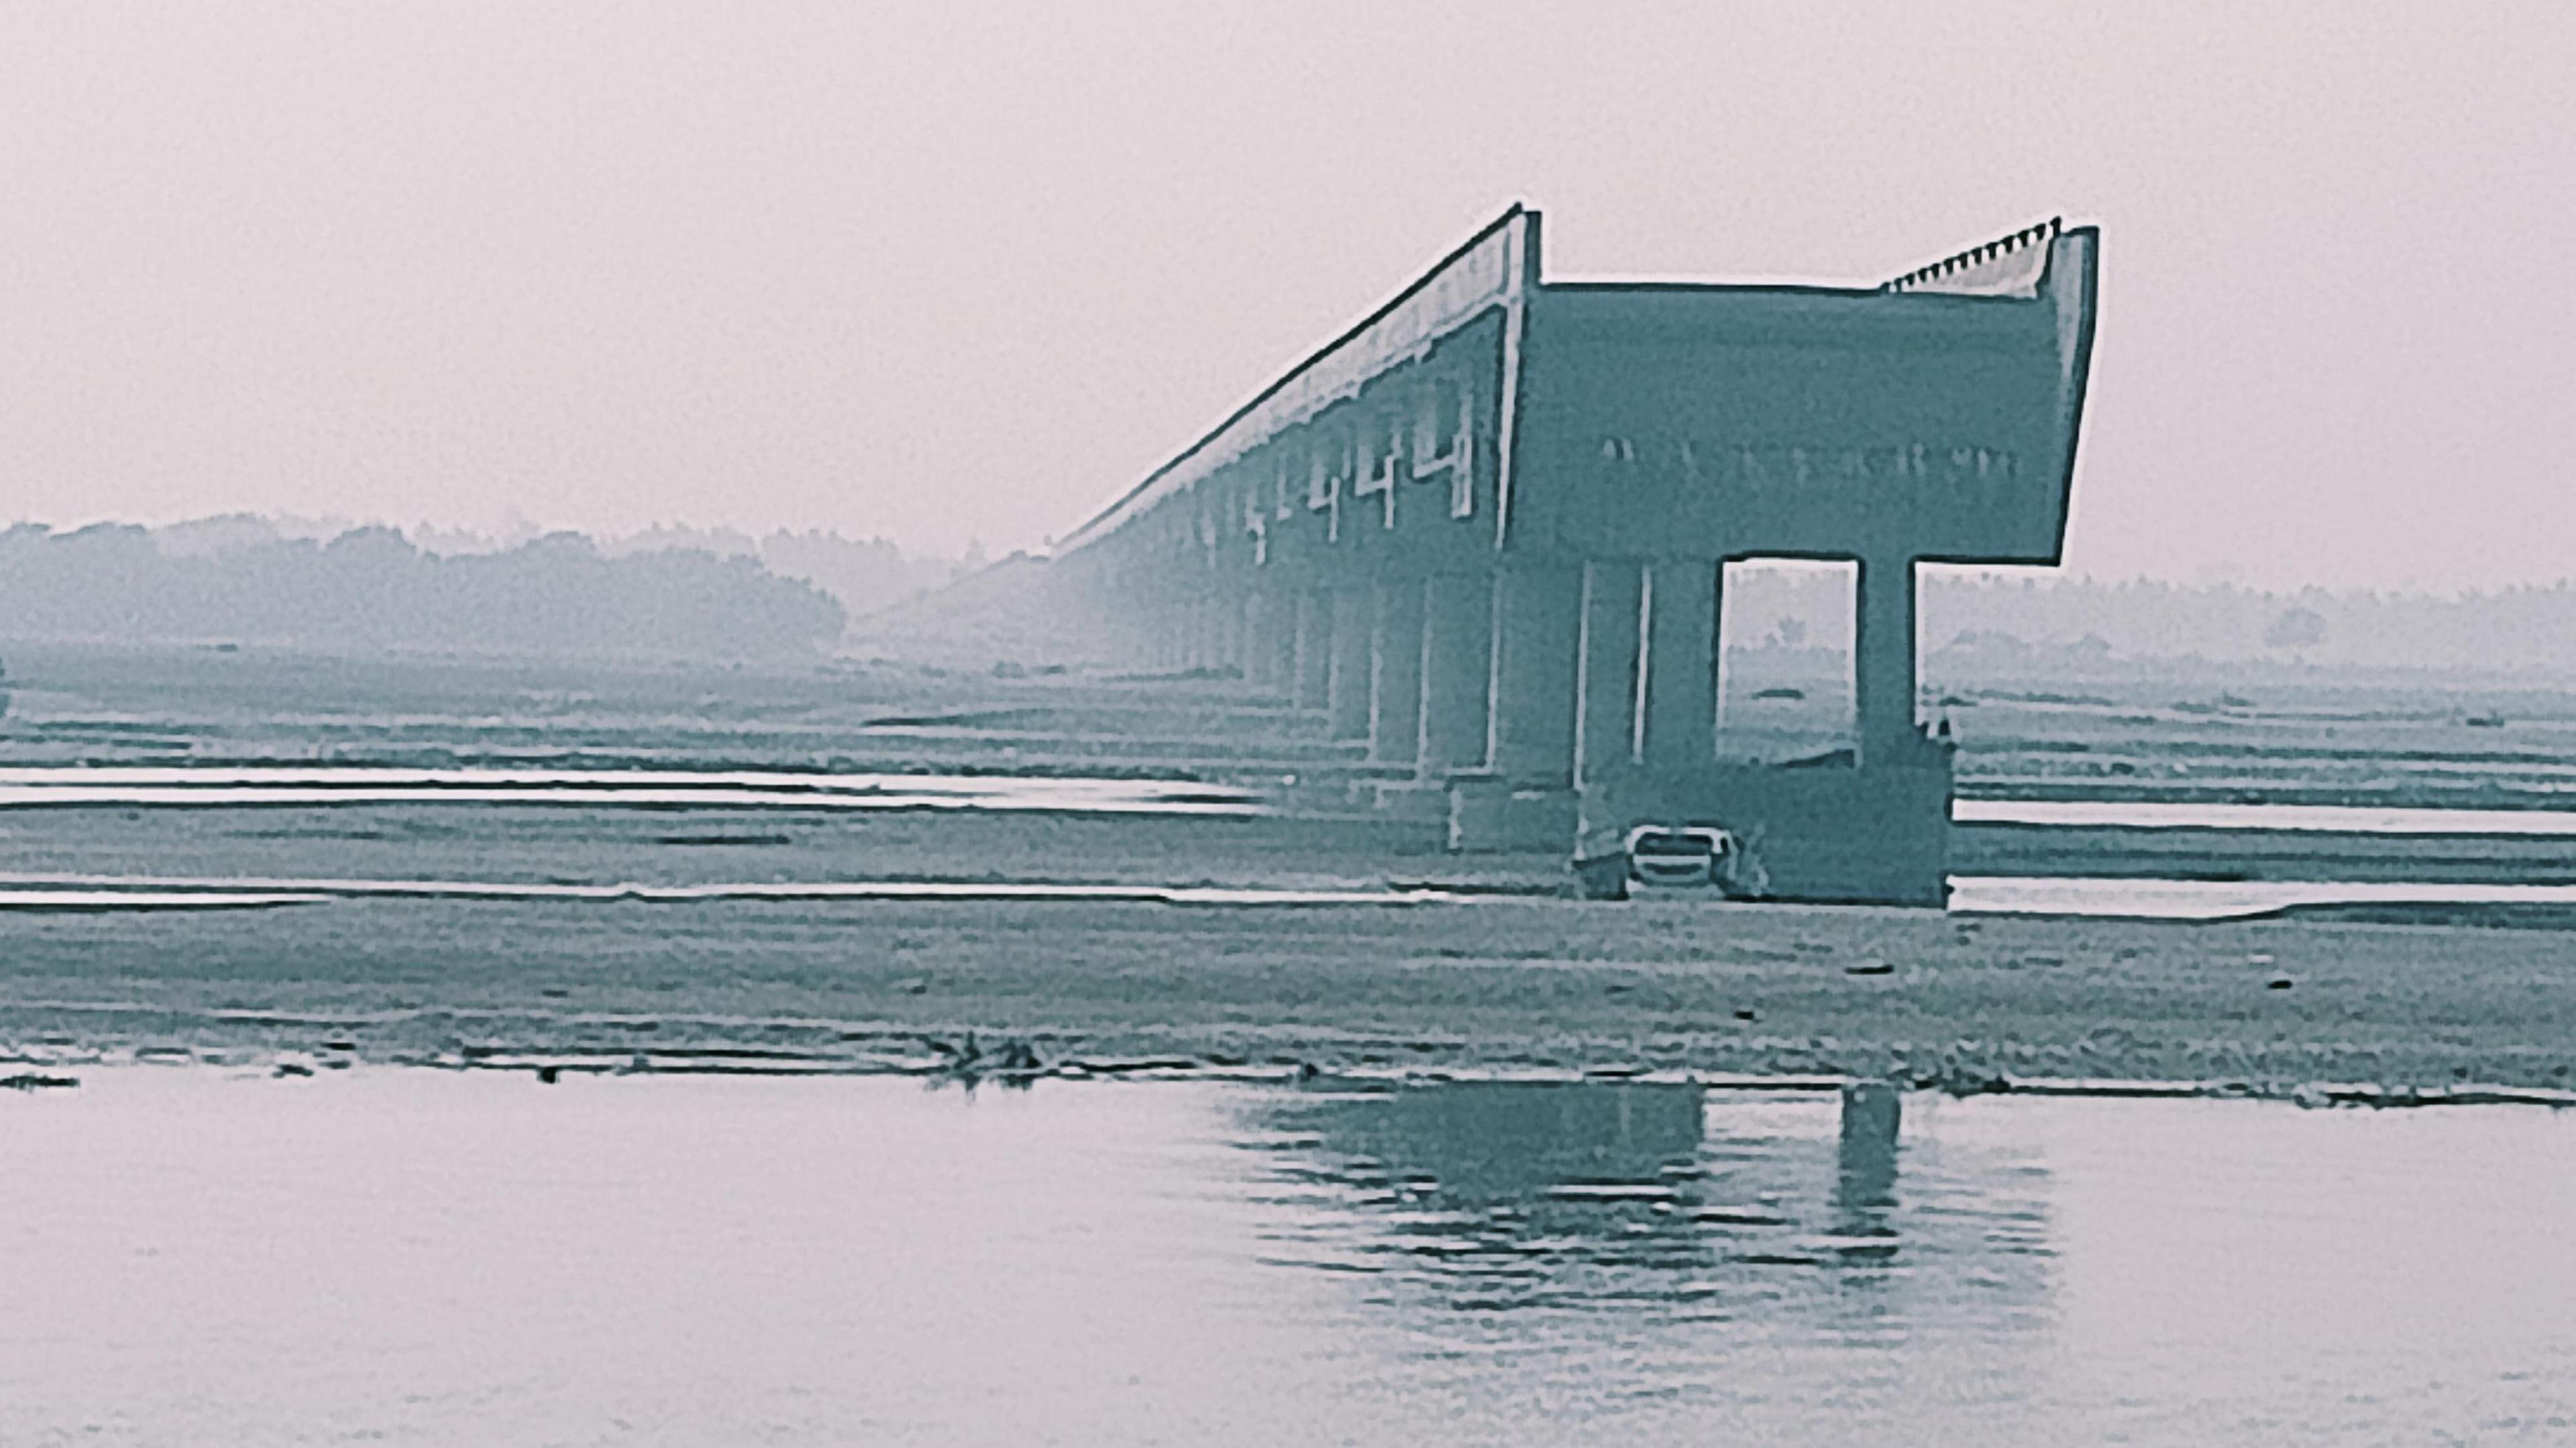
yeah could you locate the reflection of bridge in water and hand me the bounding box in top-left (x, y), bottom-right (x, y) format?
top-left (1242, 1079), bottom-right (2051, 1355)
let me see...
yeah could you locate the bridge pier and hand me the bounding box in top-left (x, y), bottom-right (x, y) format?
top-left (1326, 586), bottom-right (1374, 740)
top-left (1488, 564), bottom-right (1582, 784)
top-left (1268, 592), bottom-right (1299, 695)
top-left (1575, 559), bottom-right (1644, 785)
top-left (1368, 575), bottom-right (1425, 771)
top-left (1214, 594), bottom-right (1242, 674)
top-left (1155, 601), bottom-right (1185, 671)
top-left (1188, 594), bottom-right (1219, 672)
top-left (1460, 563), bottom-right (1582, 849)
top-left (1240, 592), bottom-right (1279, 691)
top-left (1640, 558), bottom-right (1717, 769)
top-left (1855, 556), bottom-right (1919, 765)
top-left (1417, 572), bottom-right (1493, 781)
top-left (1292, 590), bottom-right (1331, 710)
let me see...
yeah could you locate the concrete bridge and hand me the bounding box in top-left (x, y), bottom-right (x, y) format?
top-left (1051, 207), bottom-right (2098, 905)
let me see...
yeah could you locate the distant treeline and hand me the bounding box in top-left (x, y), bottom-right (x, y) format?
top-left (11, 516), bottom-right (2571, 673)
top-left (1705, 567), bottom-right (2576, 677)
top-left (593, 524), bottom-right (974, 619)
top-left (1926, 575), bottom-right (2576, 675)
top-left (0, 522), bottom-right (846, 659)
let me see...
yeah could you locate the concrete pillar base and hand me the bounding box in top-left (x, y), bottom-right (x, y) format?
top-left (1446, 771), bottom-right (1581, 854)
top-left (1574, 757), bottom-right (1952, 906)
top-left (1369, 779), bottom-right (1454, 824)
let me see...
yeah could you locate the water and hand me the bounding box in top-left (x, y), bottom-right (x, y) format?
top-left (1949, 875), bottom-right (2576, 921)
top-left (5, 648), bottom-right (2575, 913)
top-left (9, 766), bottom-right (2576, 837)
top-left (7, 869), bottom-right (2572, 922)
top-left (1957, 797), bottom-right (2576, 836)
top-left (0, 888), bottom-right (332, 911)
top-left (5, 871), bottom-right (2571, 922)
top-left (3, 1070), bottom-right (2569, 1445)
top-left (0, 875), bottom-right (1460, 909)
top-left (0, 765), bottom-right (1260, 816)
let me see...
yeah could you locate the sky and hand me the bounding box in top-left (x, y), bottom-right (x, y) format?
top-left (1, 1), bottom-right (2568, 591)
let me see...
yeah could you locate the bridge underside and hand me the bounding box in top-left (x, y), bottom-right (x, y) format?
top-left (1112, 557), bottom-right (1951, 903)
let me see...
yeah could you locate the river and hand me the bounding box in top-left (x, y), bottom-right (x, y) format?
top-left (3, 1070), bottom-right (2568, 1445)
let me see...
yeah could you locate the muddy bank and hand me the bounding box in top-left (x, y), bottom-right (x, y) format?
top-left (2, 896), bottom-right (2570, 1099)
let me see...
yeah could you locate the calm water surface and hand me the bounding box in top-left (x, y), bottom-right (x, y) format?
top-left (9, 873), bottom-right (2575, 920)
top-left (2, 1071), bottom-right (2571, 1446)
top-left (7, 765), bottom-right (2576, 836)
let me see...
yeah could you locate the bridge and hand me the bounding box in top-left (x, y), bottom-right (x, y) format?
top-left (1050, 207), bottom-right (2099, 905)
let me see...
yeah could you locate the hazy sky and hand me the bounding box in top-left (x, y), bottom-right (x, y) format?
top-left (2, 2), bottom-right (2568, 590)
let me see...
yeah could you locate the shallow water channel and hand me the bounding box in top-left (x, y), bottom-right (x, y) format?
top-left (3, 1070), bottom-right (2571, 1445)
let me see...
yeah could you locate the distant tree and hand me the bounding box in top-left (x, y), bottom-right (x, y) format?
top-left (0, 522), bottom-right (843, 659)
top-left (1936, 629), bottom-right (2033, 661)
top-left (2263, 606), bottom-right (2329, 652)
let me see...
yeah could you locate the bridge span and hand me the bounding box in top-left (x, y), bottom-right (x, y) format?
top-left (1051, 207), bottom-right (2099, 905)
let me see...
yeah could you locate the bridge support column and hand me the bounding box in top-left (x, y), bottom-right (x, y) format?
top-left (1240, 592), bottom-right (1277, 689)
top-left (1196, 598), bottom-right (1218, 672)
top-left (1368, 575), bottom-right (1424, 770)
top-left (1267, 592), bottom-right (1298, 693)
top-left (1417, 572), bottom-right (1493, 780)
top-left (1326, 587), bottom-right (1374, 740)
top-left (1639, 558), bottom-right (1718, 769)
top-left (1293, 589), bottom-right (1332, 710)
top-left (1575, 559), bottom-right (1644, 785)
top-left (1855, 556), bottom-right (1918, 764)
top-left (1214, 595), bottom-right (1242, 674)
top-left (1458, 563), bottom-right (1583, 852)
top-left (1193, 604), bottom-right (1216, 671)
top-left (1488, 564), bottom-right (1582, 784)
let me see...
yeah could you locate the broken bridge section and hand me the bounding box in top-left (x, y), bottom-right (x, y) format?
top-left (1051, 207), bottom-right (2099, 905)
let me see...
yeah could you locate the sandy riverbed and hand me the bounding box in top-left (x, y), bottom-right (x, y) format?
top-left (4, 894), bottom-right (2571, 1097)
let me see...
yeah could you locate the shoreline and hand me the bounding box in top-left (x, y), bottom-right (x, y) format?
top-left (6, 894), bottom-right (2571, 1104)
top-left (11, 1054), bottom-right (2576, 1111)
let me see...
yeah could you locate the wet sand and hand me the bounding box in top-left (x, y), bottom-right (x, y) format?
top-left (4, 894), bottom-right (2571, 1097)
